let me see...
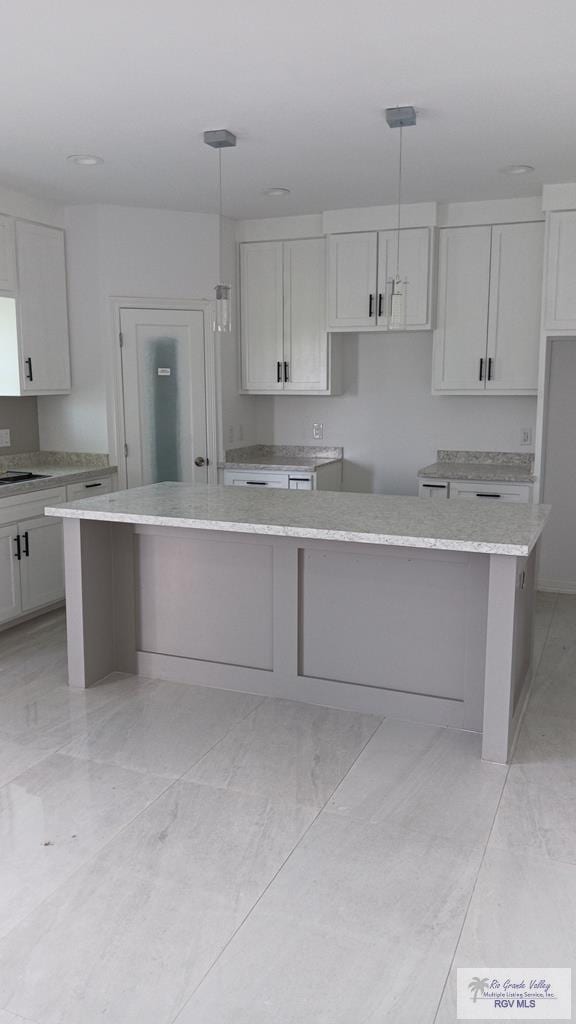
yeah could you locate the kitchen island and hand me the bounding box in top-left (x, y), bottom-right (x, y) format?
top-left (46, 483), bottom-right (549, 763)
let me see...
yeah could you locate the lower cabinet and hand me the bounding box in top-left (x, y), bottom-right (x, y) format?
top-left (19, 516), bottom-right (65, 611)
top-left (0, 524), bottom-right (23, 623)
top-left (418, 478), bottom-right (532, 503)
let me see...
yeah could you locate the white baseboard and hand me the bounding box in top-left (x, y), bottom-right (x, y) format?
top-left (537, 578), bottom-right (576, 595)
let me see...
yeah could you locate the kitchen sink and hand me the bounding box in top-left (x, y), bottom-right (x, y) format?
top-left (0, 471), bottom-right (51, 485)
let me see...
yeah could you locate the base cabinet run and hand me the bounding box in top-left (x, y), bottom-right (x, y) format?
top-left (418, 478), bottom-right (532, 503)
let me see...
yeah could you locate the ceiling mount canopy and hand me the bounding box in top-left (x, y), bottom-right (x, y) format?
top-left (204, 129), bottom-right (237, 333)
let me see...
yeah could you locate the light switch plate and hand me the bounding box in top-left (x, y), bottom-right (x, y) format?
top-left (0, 429), bottom-right (11, 448)
top-left (312, 422), bottom-right (324, 440)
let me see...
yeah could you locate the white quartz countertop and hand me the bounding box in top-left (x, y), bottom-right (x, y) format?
top-left (45, 482), bottom-right (550, 556)
top-left (0, 464), bottom-right (117, 498)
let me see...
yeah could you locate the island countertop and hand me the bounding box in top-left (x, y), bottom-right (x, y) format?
top-left (45, 482), bottom-right (550, 557)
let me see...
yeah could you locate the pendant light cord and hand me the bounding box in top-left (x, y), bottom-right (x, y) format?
top-left (395, 124), bottom-right (403, 282)
top-left (218, 147), bottom-right (224, 283)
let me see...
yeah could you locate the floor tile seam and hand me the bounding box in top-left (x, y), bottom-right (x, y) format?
top-left (430, 760), bottom-right (511, 1024)
top-left (165, 711), bottom-right (384, 1023)
top-left (0, 768), bottom-right (178, 965)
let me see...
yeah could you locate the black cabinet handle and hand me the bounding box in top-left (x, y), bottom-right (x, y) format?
top-left (487, 357), bottom-right (493, 381)
top-left (25, 357), bottom-right (33, 382)
top-left (245, 480), bottom-right (268, 485)
top-left (284, 361), bottom-right (289, 383)
top-left (369, 294), bottom-right (374, 317)
top-left (14, 535), bottom-right (21, 560)
top-left (425, 484), bottom-right (447, 489)
top-left (475, 493), bottom-right (501, 499)
top-left (84, 482), bottom-right (103, 489)
top-left (276, 361), bottom-right (282, 383)
top-left (378, 293), bottom-right (383, 318)
top-left (22, 531), bottom-right (29, 557)
top-left (479, 357), bottom-right (484, 382)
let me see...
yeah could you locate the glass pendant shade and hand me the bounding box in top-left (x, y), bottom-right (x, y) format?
top-left (213, 284), bottom-right (231, 333)
top-left (389, 278), bottom-right (407, 330)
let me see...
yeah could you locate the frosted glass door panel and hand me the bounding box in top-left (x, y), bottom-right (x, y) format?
top-left (120, 309), bottom-right (208, 488)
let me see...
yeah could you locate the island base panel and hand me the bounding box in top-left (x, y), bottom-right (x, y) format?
top-left (62, 521), bottom-right (536, 763)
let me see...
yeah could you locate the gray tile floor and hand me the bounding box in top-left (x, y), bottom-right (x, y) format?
top-left (0, 593), bottom-right (572, 1023)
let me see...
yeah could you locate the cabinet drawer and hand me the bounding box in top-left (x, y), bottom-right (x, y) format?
top-left (223, 470), bottom-right (289, 489)
top-left (66, 476), bottom-right (113, 501)
top-left (418, 480), bottom-right (449, 499)
top-left (0, 486), bottom-right (67, 527)
top-left (450, 481), bottom-right (531, 503)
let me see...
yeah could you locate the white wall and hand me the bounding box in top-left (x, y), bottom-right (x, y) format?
top-left (539, 339), bottom-right (576, 591)
top-left (260, 332), bottom-right (537, 494)
top-left (38, 204), bottom-right (259, 456)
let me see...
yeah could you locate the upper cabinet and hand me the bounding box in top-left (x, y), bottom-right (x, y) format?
top-left (240, 237), bottom-right (340, 395)
top-left (0, 219), bottom-right (71, 396)
top-left (327, 227), bottom-right (434, 332)
top-left (432, 221), bottom-right (544, 395)
top-left (543, 210), bottom-right (576, 330)
top-left (0, 216), bottom-right (16, 291)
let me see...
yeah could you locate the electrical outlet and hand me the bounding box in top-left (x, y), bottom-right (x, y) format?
top-left (0, 429), bottom-right (11, 448)
top-left (520, 427), bottom-right (533, 447)
top-left (312, 422), bottom-right (324, 440)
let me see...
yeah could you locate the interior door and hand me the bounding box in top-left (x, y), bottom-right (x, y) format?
top-left (19, 516), bottom-right (64, 612)
top-left (0, 524), bottom-right (22, 623)
top-left (120, 308), bottom-right (208, 488)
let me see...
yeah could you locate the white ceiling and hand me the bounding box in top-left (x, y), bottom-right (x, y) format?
top-left (2, 0), bottom-right (575, 219)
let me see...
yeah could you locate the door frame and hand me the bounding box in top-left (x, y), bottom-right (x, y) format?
top-left (108, 297), bottom-right (220, 490)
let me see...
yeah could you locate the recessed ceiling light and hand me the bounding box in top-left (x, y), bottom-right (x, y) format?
top-left (66, 154), bottom-right (104, 166)
top-left (263, 187), bottom-right (290, 197)
top-left (499, 164), bottom-right (535, 175)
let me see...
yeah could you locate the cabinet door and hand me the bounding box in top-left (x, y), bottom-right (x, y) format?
top-left (0, 525), bottom-right (22, 624)
top-left (0, 215), bottom-right (16, 291)
top-left (283, 238), bottom-right (327, 391)
top-left (543, 211), bottom-right (576, 330)
top-left (327, 232), bottom-right (377, 329)
top-left (240, 242), bottom-right (284, 392)
top-left (378, 228), bottom-right (432, 330)
top-left (486, 222), bottom-right (543, 393)
top-left (19, 516), bottom-right (65, 612)
top-left (15, 221), bottom-right (71, 393)
top-left (432, 226), bottom-right (491, 392)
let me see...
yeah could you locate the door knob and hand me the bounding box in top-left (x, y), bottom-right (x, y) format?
top-left (194, 456), bottom-right (207, 467)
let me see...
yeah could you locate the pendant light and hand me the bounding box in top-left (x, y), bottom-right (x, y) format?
top-left (204, 129), bottom-right (237, 333)
top-left (385, 105), bottom-right (416, 330)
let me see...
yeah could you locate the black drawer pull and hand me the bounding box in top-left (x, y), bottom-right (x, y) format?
top-left (479, 357), bottom-right (484, 382)
top-left (487, 357), bottom-right (493, 381)
top-left (22, 531), bottom-right (29, 557)
top-left (378, 293), bottom-right (383, 318)
top-left (369, 293), bottom-right (374, 317)
top-left (284, 361), bottom-right (289, 383)
top-left (475, 492), bottom-right (501, 498)
top-left (425, 484), bottom-right (447, 490)
top-left (276, 361), bottom-right (282, 383)
top-left (14, 535), bottom-right (21, 560)
top-left (84, 482), bottom-right (103, 489)
top-left (25, 357), bottom-right (33, 382)
top-left (245, 480), bottom-right (268, 485)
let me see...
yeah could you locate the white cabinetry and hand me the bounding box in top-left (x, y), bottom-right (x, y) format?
top-left (0, 215), bottom-right (16, 291)
top-left (0, 524), bottom-right (22, 624)
top-left (240, 237), bottom-right (338, 395)
top-left (66, 475), bottom-right (114, 501)
top-left (19, 516), bottom-right (65, 611)
top-left (418, 477), bottom-right (532, 503)
top-left (432, 222), bottom-right (543, 395)
top-left (327, 227), bottom-right (433, 332)
top-left (0, 220), bottom-right (71, 396)
top-left (543, 210), bottom-right (576, 330)
top-left (0, 486), bottom-right (67, 626)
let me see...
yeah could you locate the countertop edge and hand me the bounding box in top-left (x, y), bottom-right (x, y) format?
top-left (45, 506), bottom-right (534, 557)
top-left (0, 465), bottom-right (117, 498)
